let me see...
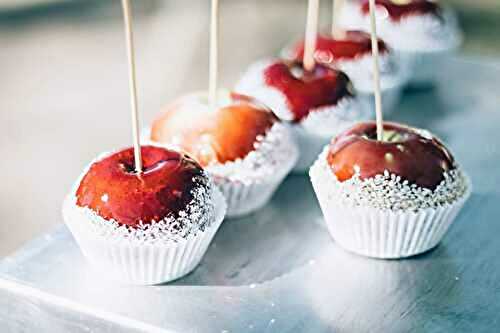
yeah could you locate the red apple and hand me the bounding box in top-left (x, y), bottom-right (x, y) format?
top-left (263, 61), bottom-right (353, 122)
top-left (360, 0), bottom-right (441, 22)
top-left (289, 31), bottom-right (388, 64)
top-left (76, 146), bottom-right (206, 227)
top-left (327, 122), bottom-right (455, 189)
top-left (151, 92), bottom-right (277, 167)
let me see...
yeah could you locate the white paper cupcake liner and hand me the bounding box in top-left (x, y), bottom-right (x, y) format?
top-left (317, 194), bottom-right (469, 259)
top-left (203, 123), bottom-right (298, 218)
top-left (63, 187), bottom-right (226, 285)
top-left (310, 151), bottom-right (471, 259)
top-left (214, 175), bottom-right (285, 218)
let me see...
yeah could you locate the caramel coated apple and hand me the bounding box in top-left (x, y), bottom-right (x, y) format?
top-left (76, 146), bottom-right (206, 227)
top-left (151, 93), bottom-right (277, 167)
top-left (289, 31), bottom-right (388, 64)
top-left (264, 61), bottom-right (353, 122)
top-left (327, 122), bottom-right (455, 189)
top-left (360, 0), bottom-right (441, 22)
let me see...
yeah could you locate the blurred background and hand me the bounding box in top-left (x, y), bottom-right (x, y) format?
top-left (0, 0), bottom-right (499, 257)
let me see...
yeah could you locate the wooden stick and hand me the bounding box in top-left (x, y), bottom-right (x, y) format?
top-left (121, 0), bottom-right (142, 173)
top-left (331, 0), bottom-right (345, 37)
top-left (368, 0), bottom-right (384, 141)
top-left (303, 0), bottom-right (319, 72)
top-left (209, 0), bottom-right (219, 110)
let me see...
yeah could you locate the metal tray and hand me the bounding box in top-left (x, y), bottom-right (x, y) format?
top-left (1, 57), bottom-right (500, 332)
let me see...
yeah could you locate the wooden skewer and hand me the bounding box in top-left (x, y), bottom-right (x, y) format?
top-left (331, 0), bottom-right (345, 38)
top-left (303, 0), bottom-right (320, 72)
top-left (121, 0), bottom-right (142, 173)
top-left (209, 0), bottom-right (219, 110)
top-left (368, 0), bottom-right (384, 141)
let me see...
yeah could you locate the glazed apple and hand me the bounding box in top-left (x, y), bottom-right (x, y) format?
top-left (360, 0), bottom-right (441, 21)
top-left (151, 92), bottom-right (277, 167)
top-left (288, 31), bottom-right (388, 64)
top-left (76, 146), bottom-right (207, 227)
top-left (327, 122), bottom-right (454, 189)
top-left (263, 61), bottom-right (353, 122)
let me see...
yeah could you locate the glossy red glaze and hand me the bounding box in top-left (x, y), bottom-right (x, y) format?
top-left (290, 31), bottom-right (388, 64)
top-left (151, 93), bottom-right (277, 167)
top-left (360, 0), bottom-right (441, 22)
top-left (76, 146), bottom-right (205, 227)
top-left (264, 61), bottom-right (353, 122)
top-left (327, 122), bottom-right (455, 189)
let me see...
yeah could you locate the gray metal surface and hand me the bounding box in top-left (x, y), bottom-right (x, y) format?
top-left (1, 57), bottom-right (500, 332)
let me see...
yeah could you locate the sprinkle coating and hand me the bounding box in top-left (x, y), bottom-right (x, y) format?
top-left (338, 2), bottom-right (462, 51)
top-left (206, 122), bottom-right (298, 184)
top-left (235, 59), bottom-right (366, 136)
top-left (64, 149), bottom-right (219, 244)
top-left (310, 148), bottom-right (469, 212)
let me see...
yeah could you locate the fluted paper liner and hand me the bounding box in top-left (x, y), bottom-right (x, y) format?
top-left (63, 187), bottom-right (226, 285)
top-left (310, 155), bottom-right (471, 259)
top-left (214, 174), bottom-right (286, 218)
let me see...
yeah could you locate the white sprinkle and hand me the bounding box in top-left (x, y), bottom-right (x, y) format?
top-left (65, 162), bottom-right (218, 244)
top-left (100, 194), bottom-right (109, 203)
top-left (337, 2), bottom-right (461, 51)
top-left (310, 148), bottom-right (469, 212)
top-left (235, 58), bottom-right (367, 137)
top-left (204, 123), bottom-right (298, 185)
